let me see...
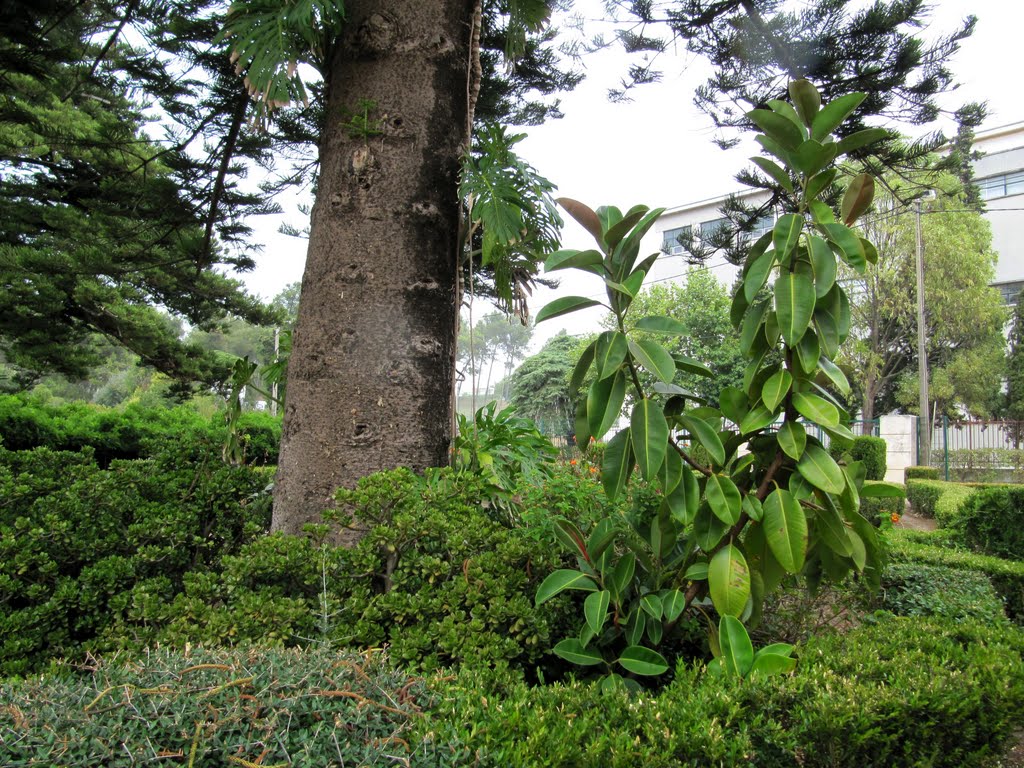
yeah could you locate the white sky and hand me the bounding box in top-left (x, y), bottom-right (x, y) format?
top-left (240, 0), bottom-right (1024, 352)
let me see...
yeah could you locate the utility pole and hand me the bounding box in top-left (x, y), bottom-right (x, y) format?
top-left (914, 191), bottom-right (935, 464)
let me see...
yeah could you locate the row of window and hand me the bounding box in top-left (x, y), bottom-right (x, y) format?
top-left (661, 213), bottom-right (775, 254)
top-left (978, 170), bottom-right (1024, 200)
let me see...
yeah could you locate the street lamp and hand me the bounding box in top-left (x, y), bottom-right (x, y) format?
top-left (915, 189), bottom-right (936, 465)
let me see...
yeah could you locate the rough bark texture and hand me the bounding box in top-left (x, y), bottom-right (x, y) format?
top-left (272, 0), bottom-right (472, 539)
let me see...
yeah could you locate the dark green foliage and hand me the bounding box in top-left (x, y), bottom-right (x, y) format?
top-left (0, 394), bottom-right (280, 466)
top-left (423, 616), bottom-right (1024, 767)
top-left (849, 436), bottom-right (887, 480)
top-left (905, 479), bottom-right (943, 516)
top-left (905, 465), bottom-right (940, 481)
top-left (958, 487), bottom-right (1024, 561)
top-left (887, 529), bottom-right (1024, 622)
top-left (860, 482), bottom-right (905, 525)
top-left (0, 646), bottom-right (451, 767)
top-left (508, 331), bottom-right (579, 425)
top-left (0, 442), bottom-right (272, 676)
top-left (880, 564), bottom-right (1007, 624)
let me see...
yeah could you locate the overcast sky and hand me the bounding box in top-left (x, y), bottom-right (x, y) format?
top-left (240, 0), bottom-right (1024, 351)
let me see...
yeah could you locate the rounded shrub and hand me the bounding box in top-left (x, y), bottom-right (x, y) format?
top-left (958, 486), bottom-right (1024, 561)
top-left (905, 465), bottom-right (940, 481)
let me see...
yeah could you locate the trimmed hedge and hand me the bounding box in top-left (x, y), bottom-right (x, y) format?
top-left (831, 435), bottom-right (887, 481)
top-left (905, 465), bottom-right (939, 481)
top-left (905, 479), bottom-right (976, 524)
top-left (887, 528), bottom-right (1024, 622)
top-left (957, 486), bottom-right (1024, 561)
top-left (424, 616), bottom-right (1024, 767)
top-left (880, 563), bottom-right (1007, 623)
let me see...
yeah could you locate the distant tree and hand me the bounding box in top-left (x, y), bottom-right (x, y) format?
top-left (606, 269), bottom-right (745, 407)
top-left (840, 178), bottom-right (1006, 423)
top-left (508, 331), bottom-right (580, 426)
top-left (1005, 293), bottom-right (1024, 444)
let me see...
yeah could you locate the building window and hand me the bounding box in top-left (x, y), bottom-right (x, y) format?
top-left (996, 280), bottom-right (1024, 305)
top-left (978, 170), bottom-right (1024, 200)
top-left (750, 212), bottom-right (775, 239)
top-left (699, 217), bottom-right (730, 241)
top-left (662, 226), bottom-right (691, 255)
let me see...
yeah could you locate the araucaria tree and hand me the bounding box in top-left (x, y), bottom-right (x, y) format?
top-left (534, 83), bottom-right (898, 682)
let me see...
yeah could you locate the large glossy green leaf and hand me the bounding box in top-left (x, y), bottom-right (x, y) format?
top-left (536, 569), bottom-right (599, 605)
top-left (544, 248), bottom-right (604, 274)
top-left (789, 79), bottom-right (820, 125)
top-left (775, 269), bottom-right (815, 346)
top-left (841, 173), bottom-right (875, 226)
top-left (777, 420), bottom-right (807, 460)
top-left (557, 197), bottom-right (604, 244)
top-left (821, 223), bottom-right (866, 273)
top-left (573, 398), bottom-right (591, 447)
top-left (553, 518), bottom-right (588, 558)
top-left (602, 428), bottom-right (633, 501)
top-left (805, 168), bottom-right (837, 201)
top-left (792, 392), bottom-right (840, 428)
top-left (795, 329), bottom-right (820, 375)
top-left (748, 108), bottom-right (804, 149)
top-left (553, 638), bottom-right (604, 666)
top-left (604, 208), bottom-right (648, 250)
top-left (587, 371), bottom-right (626, 440)
top-left (594, 331), bottom-right (628, 380)
top-left (739, 404), bottom-right (776, 435)
top-left (630, 338), bottom-right (676, 384)
top-left (808, 236), bottom-right (837, 298)
top-left (612, 207), bottom-right (665, 279)
top-left (761, 370), bottom-right (792, 412)
top-left (816, 492), bottom-right (854, 557)
top-left (641, 593), bottom-right (664, 620)
top-left (657, 446), bottom-right (684, 494)
top-left (719, 615), bottom-right (754, 676)
top-left (751, 156), bottom-right (793, 193)
top-left (861, 481), bottom-right (907, 498)
top-left (631, 399), bottom-right (669, 480)
top-left (618, 646), bottom-right (669, 676)
top-left (634, 316), bottom-right (687, 335)
top-left (772, 214), bottom-right (803, 260)
top-left (836, 127), bottom-right (888, 155)
top-left (663, 467), bottom-right (699, 525)
top-left (709, 545), bottom-right (750, 618)
top-left (750, 650), bottom-right (797, 677)
top-left (679, 414), bottom-right (725, 466)
top-left (536, 296), bottom-right (603, 324)
top-left (755, 133), bottom-right (793, 166)
top-left (719, 386), bottom-right (749, 425)
top-left (792, 139), bottom-right (837, 178)
top-left (584, 590), bottom-right (611, 635)
top-left (608, 552), bottom-right (636, 600)
top-left (661, 588), bottom-right (687, 623)
top-left (763, 489), bottom-right (808, 574)
top-left (744, 248), bottom-right (777, 302)
top-left (817, 355), bottom-right (851, 396)
top-left (740, 298), bottom-right (770, 356)
top-left (797, 444), bottom-right (846, 494)
top-left (586, 519), bottom-right (618, 561)
top-left (707, 473), bottom-right (742, 525)
top-left (767, 98), bottom-right (807, 134)
top-left (742, 494), bottom-right (764, 522)
top-left (694, 503), bottom-right (730, 551)
top-left (570, 339), bottom-right (596, 394)
top-left (810, 92), bottom-right (866, 141)
top-left (625, 607), bottom-right (646, 646)
top-left (674, 355), bottom-right (714, 378)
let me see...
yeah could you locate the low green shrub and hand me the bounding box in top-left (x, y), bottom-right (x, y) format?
top-left (0, 646), bottom-right (452, 767)
top-left (0, 441), bottom-right (272, 676)
top-left (887, 528), bottom-right (1024, 622)
top-left (905, 480), bottom-right (975, 523)
top-left (832, 435), bottom-right (887, 480)
top-left (879, 563), bottom-right (1007, 624)
top-left (905, 479), bottom-right (942, 516)
top-left (933, 483), bottom-right (980, 528)
top-left (905, 465), bottom-right (939, 481)
top-left (957, 486), bottom-right (1024, 561)
top-left (423, 615), bottom-right (1024, 767)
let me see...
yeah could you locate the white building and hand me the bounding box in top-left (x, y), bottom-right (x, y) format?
top-left (655, 121), bottom-right (1024, 302)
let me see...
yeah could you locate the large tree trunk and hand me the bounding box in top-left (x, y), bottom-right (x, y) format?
top-left (272, 0), bottom-right (472, 539)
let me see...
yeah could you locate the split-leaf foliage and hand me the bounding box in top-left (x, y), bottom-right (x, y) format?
top-left (536, 81), bottom-right (890, 682)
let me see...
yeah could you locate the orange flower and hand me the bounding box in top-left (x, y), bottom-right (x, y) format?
top-left (890, 513), bottom-right (901, 524)
top-left (569, 459), bottom-right (577, 466)
top-left (589, 466), bottom-right (597, 474)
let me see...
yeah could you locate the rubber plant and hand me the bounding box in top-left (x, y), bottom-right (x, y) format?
top-left (534, 80), bottom-right (902, 688)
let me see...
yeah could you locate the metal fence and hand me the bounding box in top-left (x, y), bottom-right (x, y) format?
top-left (920, 417), bottom-right (1024, 482)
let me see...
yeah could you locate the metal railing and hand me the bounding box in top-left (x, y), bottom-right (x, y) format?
top-left (920, 417), bottom-right (1024, 482)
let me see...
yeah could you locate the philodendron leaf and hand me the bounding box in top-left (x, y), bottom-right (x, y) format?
top-left (536, 569), bottom-right (599, 605)
top-left (709, 544), bottom-right (751, 618)
top-left (841, 173), bottom-right (875, 225)
top-left (761, 369), bottom-right (792, 412)
top-left (797, 444), bottom-right (846, 494)
top-left (707, 473), bottom-right (742, 525)
top-left (584, 590), bottom-right (611, 635)
top-left (775, 269), bottom-right (815, 346)
top-left (719, 615), bottom-right (754, 676)
top-left (536, 296), bottom-right (602, 324)
top-left (618, 646), bottom-right (670, 676)
top-left (553, 638), bottom-right (605, 666)
top-left (763, 489), bottom-right (808, 574)
top-left (631, 399), bottom-right (669, 480)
